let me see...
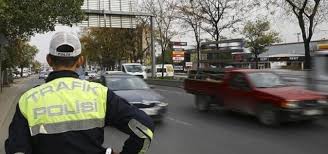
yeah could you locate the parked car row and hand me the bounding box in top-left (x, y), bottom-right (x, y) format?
top-left (12, 71), bottom-right (34, 79)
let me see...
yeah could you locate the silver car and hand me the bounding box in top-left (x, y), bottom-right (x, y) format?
top-left (100, 73), bottom-right (168, 122)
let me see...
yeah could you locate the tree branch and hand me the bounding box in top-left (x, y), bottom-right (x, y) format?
top-left (285, 0), bottom-right (302, 11)
top-left (307, 0), bottom-right (321, 42)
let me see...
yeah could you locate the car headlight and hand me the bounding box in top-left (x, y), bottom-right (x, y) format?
top-left (282, 101), bottom-right (299, 108)
top-left (158, 102), bottom-right (168, 107)
top-left (318, 99), bottom-right (328, 105)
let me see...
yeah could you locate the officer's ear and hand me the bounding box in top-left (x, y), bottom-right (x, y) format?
top-left (46, 54), bottom-right (53, 67)
top-left (75, 55), bottom-right (85, 68)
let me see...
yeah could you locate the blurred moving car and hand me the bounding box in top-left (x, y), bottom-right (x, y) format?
top-left (99, 73), bottom-right (168, 121)
top-left (39, 72), bottom-right (48, 79)
top-left (185, 69), bottom-right (328, 126)
top-left (310, 44), bottom-right (328, 92)
top-left (121, 63), bottom-right (147, 79)
top-left (85, 71), bottom-right (98, 81)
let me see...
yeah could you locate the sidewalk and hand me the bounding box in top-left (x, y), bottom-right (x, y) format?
top-left (0, 77), bottom-right (34, 153)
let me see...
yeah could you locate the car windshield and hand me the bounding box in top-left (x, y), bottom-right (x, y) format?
top-left (106, 77), bottom-right (149, 91)
top-left (125, 65), bottom-right (143, 73)
top-left (248, 72), bottom-right (287, 88)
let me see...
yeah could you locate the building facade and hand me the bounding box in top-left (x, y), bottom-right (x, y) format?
top-left (184, 39), bottom-right (328, 70)
top-left (256, 39), bottom-right (328, 70)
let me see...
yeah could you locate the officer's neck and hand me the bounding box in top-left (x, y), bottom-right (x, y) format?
top-left (52, 66), bottom-right (77, 72)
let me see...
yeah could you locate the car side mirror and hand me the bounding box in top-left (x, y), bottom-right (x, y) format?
top-left (149, 85), bottom-right (155, 89)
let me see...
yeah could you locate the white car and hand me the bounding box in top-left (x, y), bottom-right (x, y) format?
top-left (39, 72), bottom-right (48, 79)
top-left (121, 63), bottom-right (147, 79)
top-left (156, 64), bottom-right (175, 77)
top-left (85, 71), bottom-right (98, 81)
top-left (22, 72), bottom-right (29, 77)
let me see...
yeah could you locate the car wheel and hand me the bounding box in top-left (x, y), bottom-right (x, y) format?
top-left (257, 104), bottom-right (280, 126)
top-left (195, 95), bottom-right (209, 112)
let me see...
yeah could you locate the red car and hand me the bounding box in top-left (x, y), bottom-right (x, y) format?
top-left (184, 69), bottom-right (328, 126)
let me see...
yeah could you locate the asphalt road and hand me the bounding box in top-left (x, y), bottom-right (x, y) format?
top-left (104, 86), bottom-right (328, 154)
top-left (2, 76), bottom-right (328, 154)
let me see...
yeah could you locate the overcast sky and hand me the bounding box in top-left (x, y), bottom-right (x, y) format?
top-left (29, 14), bottom-right (328, 64)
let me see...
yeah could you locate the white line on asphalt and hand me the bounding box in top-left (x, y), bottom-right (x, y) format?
top-left (155, 89), bottom-right (187, 95)
top-left (166, 116), bottom-right (193, 126)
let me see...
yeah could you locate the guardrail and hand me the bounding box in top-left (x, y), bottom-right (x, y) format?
top-left (145, 79), bottom-right (184, 88)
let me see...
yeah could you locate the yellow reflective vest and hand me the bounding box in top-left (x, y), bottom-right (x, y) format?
top-left (18, 77), bottom-right (108, 136)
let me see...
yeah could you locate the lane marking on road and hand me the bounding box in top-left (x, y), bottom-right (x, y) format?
top-left (166, 116), bottom-right (193, 126)
top-left (155, 89), bottom-right (188, 95)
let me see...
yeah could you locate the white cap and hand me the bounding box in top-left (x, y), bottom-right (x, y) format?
top-left (49, 32), bottom-right (81, 57)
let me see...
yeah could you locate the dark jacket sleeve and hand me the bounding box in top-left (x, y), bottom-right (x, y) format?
top-left (5, 105), bottom-right (33, 154)
top-left (105, 90), bottom-right (154, 154)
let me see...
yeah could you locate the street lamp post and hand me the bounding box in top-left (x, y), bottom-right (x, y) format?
top-left (150, 16), bottom-right (156, 78)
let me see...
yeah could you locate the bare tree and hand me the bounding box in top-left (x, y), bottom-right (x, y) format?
top-left (176, 0), bottom-right (203, 70)
top-left (136, 17), bottom-right (152, 65)
top-left (283, 0), bottom-right (327, 69)
top-left (197, 0), bottom-right (248, 42)
top-left (141, 0), bottom-right (178, 77)
top-left (257, 0), bottom-right (328, 69)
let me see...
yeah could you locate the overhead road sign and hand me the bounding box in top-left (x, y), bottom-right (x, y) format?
top-left (171, 42), bottom-right (188, 46)
top-left (79, 0), bottom-right (153, 28)
top-left (80, 0), bottom-right (157, 78)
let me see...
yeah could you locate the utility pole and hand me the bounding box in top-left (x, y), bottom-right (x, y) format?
top-left (296, 33), bottom-right (301, 42)
top-left (150, 16), bottom-right (156, 78)
top-left (197, 21), bottom-right (201, 70)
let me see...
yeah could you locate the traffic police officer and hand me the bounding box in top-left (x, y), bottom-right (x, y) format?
top-left (5, 32), bottom-right (154, 154)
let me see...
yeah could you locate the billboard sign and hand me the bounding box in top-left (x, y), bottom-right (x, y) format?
top-left (185, 62), bottom-right (193, 67)
top-left (318, 44), bottom-right (328, 50)
top-left (79, 0), bottom-right (137, 28)
top-left (201, 39), bottom-right (245, 53)
top-left (173, 57), bottom-right (184, 61)
top-left (172, 51), bottom-right (185, 62)
top-left (172, 51), bottom-right (185, 57)
top-left (171, 42), bottom-right (187, 46)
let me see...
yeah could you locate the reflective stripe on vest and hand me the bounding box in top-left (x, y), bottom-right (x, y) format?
top-left (18, 78), bottom-right (108, 136)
